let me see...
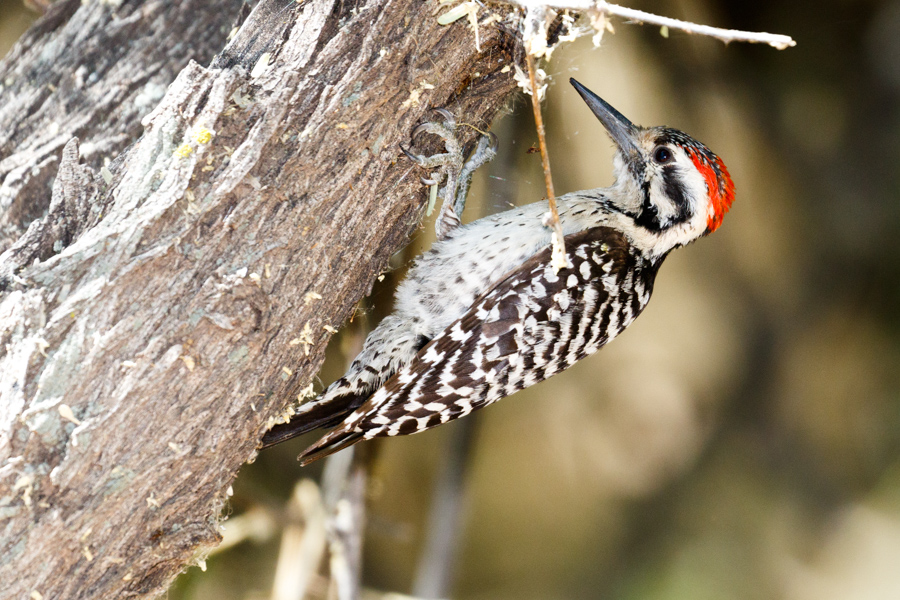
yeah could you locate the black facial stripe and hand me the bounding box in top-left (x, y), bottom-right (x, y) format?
top-left (634, 179), bottom-right (663, 232)
top-left (641, 179), bottom-right (651, 207)
top-left (613, 156), bottom-right (663, 232)
top-left (661, 165), bottom-right (691, 223)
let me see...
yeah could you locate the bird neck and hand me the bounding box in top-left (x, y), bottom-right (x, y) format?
top-left (557, 188), bottom-right (675, 265)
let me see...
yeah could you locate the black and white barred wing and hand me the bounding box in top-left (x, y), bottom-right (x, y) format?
top-left (298, 227), bottom-right (655, 465)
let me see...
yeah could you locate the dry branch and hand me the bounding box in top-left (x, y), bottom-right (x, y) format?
top-left (596, 1), bottom-right (796, 48)
top-left (511, 0), bottom-right (796, 49)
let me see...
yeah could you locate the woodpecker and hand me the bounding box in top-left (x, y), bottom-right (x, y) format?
top-left (262, 78), bottom-right (735, 465)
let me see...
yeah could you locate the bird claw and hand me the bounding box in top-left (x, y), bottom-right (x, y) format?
top-left (399, 142), bottom-right (425, 165)
top-left (432, 107), bottom-right (456, 129)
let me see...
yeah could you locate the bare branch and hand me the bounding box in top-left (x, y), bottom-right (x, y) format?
top-left (599, 1), bottom-right (796, 49)
top-left (511, 0), bottom-right (795, 50)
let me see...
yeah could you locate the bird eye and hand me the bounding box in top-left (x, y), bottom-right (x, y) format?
top-left (653, 146), bottom-right (673, 164)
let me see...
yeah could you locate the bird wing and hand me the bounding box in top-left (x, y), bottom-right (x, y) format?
top-left (298, 226), bottom-right (652, 465)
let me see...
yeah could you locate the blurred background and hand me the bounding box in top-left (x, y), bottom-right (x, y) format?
top-left (3, 0), bottom-right (900, 598)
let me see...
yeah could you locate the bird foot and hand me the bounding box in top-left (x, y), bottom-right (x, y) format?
top-left (400, 109), bottom-right (498, 240)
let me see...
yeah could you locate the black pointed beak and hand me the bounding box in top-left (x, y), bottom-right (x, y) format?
top-left (570, 78), bottom-right (642, 161)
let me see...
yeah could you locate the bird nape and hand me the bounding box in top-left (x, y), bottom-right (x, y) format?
top-left (261, 78), bottom-right (735, 466)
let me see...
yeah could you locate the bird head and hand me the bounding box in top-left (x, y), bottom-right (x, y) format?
top-left (570, 79), bottom-right (735, 257)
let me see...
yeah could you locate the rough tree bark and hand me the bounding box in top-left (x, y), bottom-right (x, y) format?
top-left (0, 0), bottom-right (247, 252)
top-left (0, 0), bottom-right (521, 597)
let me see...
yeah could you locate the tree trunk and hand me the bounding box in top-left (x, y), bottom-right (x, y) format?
top-left (0, 0), bottom-right (521, 597)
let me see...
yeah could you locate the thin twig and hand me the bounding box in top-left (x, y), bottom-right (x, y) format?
top-left (511, 0), bottom-right (795, 50)
top-left (600, 1), bottom-right (796, 49)
top-left (524, 52), bottom-right (568, 271)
